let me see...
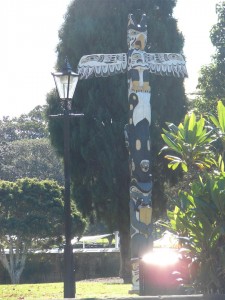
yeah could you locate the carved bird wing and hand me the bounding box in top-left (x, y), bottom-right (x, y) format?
top-left (146, 53), bottom-right (188, 78)
top-left (77, 53), bottom-right (127, 79)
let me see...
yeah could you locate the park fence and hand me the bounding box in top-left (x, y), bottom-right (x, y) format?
top-left (0, 232), bottom-right (120, 284)
top-left (0, 251), bottom-right (120, 284)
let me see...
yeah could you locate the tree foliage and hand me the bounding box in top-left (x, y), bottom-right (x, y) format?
top-left (0, 138), bottom-right (64, 184)
top-left (0, 105), bottom-right (48, 142)
top-left (0, 178), bottom-right (86, 284)
top-left (0, 106), bottom-right (64, 184)
top-left (193, 1), bottom-right (225, 115)
top-left (161, 101), bottom-right (225, 293)
top-left (161, 113), bottom-right (216, 173)
top-left (161, 101), bottom-right (225, 174)
top-left (167, 173), bottom-right (225, 294)
top-left (209, 100), bottom-right (225, 159)
top-left (47, 0), bottom-right (187, 279)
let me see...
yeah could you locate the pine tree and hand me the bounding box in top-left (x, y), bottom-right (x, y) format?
top-left (47, 0), bottom-right (187, 280)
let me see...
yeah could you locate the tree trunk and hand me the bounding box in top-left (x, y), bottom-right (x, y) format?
top-left (0, 251), bottom-right (25, 284)
top-left (0, 238), bottom-right (27, 284)
top-left (117, 189), bottom-right (131, 283)
top-left (119, 226), bottom-right (131, 283)
top-left (10, 269), bottom-right (23, 284)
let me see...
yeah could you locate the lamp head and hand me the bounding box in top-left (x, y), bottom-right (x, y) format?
top-left (52, 58), bottom-right (79, 100)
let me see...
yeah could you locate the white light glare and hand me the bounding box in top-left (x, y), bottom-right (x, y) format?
top-left (142, 248), bottom-right (179, 266)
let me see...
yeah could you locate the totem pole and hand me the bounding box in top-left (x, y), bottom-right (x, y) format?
top-left (77, 13), bottom-right (187, 291)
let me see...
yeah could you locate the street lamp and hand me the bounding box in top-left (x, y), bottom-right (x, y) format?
top-left (52, 59), bottom-right (79, 101)
top-left (52, 58), bottom-right (83, 298)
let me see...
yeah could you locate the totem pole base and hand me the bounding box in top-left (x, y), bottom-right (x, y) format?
top-left (129, 258), bottom-right (140, 294)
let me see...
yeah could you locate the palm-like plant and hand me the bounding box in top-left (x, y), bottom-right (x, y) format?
top-left (161, 101), bottom-right (225, 294)
top-left (209, 100), bottom-right (225, 159)
top-left (161, 113), bottom-right (216, 172)
top-left (167, 173), bottom-right (225, 294)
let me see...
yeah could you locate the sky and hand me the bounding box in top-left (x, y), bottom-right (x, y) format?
top-left (0, 0), bottom-right (219, 118)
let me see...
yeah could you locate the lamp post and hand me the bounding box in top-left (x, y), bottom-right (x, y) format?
top-left (52, 58), bottom-right (83, 298)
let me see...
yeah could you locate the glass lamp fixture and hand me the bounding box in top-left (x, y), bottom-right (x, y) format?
top-left (52, 58), bottom-right (79, 100)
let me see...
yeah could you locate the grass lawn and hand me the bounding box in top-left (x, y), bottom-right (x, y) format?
top-left (0, 280), bottom-right (133, 299)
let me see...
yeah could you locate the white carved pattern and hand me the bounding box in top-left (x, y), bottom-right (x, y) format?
top-left (132, 92), bottom-right (151, 126)
top-left (77, 53), bottom-right (127, 79)
top-left (146, 53), bottom-right (188, 77)
top-left (78, 52), bottom-right (187, 79)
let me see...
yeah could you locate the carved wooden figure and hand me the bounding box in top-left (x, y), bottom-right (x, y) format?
top-left (77, 13), bottom-right (187, 291)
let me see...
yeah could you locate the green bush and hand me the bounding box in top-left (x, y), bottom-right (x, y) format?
top-left (161, 101), bottom-right (225, 294)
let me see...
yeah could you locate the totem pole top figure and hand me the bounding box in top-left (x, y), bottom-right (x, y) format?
top-left (77, 14), bottom-right (187, 80)
top-left (127, 14), bottom-right (147, 51)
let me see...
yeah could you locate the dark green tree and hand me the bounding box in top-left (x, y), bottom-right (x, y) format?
top-left (0, 105), bottom-right (48, 142)
top-left (0, 178), bottom-right (86, 284)
top-left (0, 106), bottom-right (64, 184)
top-left (47, 0), bottom-right (187, 280)
top-left (0, 139), bottom-right (64, 184)
top-left (193, 1), bottom-right (225, 115)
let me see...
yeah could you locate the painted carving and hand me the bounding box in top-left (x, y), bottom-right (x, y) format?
top-left (126, 15), bottom-right (153, 291)
top-left (78, 53), bottom-right (127, 79)
top-left (77, 13), bottom-right (187, 292)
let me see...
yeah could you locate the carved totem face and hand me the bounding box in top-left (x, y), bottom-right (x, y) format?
top-left (130, 180), bottom-right (152, 209)
top-left (140, 160), bottom-right (150, 172)
top-left (127, 14), bottom-right (147, 51)
top-left (127, 14), bottom-right (150, 92)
